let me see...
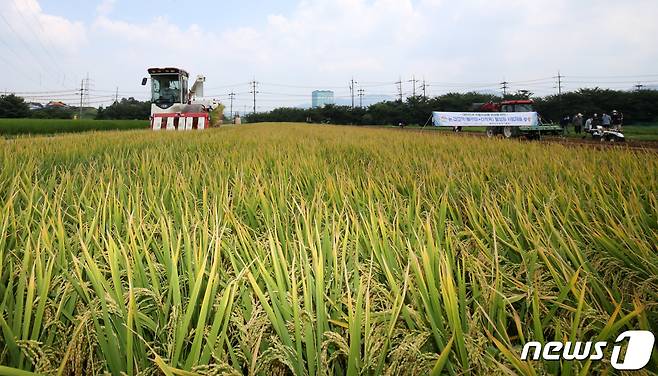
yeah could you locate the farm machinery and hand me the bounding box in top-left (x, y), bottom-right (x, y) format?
top-left (587, 126), bottom-right (625, 142)
top-left (141, 67), bottom-right (219, 130)
top-left (432, 99), bottom-right (563, 139)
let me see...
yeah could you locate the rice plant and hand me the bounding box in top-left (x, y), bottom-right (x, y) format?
top-left (0, 124), bottom-right (656, 375)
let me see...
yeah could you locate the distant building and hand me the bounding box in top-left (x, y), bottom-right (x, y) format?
top-left (46, 101), bottom-right (68, 108)
top-left (27, 102), bottom-right (43, 111)
top-left (312, 90), bottom-right (334, 108)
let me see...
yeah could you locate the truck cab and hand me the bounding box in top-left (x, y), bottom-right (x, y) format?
top-left (499, 99), bottom-right (534, 113)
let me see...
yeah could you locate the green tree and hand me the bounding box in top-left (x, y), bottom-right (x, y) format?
top-left (31, 106), bottom-right (74, 119)
top-left (0, 94), bottom-right (30, 118)
top-left (96, 98), bottom-right (151, 120)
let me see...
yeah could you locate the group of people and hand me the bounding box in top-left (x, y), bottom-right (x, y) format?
top-left (560, 110), bottom-right (624, 134)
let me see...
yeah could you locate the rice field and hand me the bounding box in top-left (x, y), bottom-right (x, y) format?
top-left (0, 118), bottom-right (149, 136)
top-left (0, 123), bottom-right (656, 375)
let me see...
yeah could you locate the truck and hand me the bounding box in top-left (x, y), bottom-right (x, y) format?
top-left (432, 99), bottom-right (564, 139)
top-left (141, 67), bottom-right (219, 130)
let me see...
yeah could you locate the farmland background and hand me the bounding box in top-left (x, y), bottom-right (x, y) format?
top-left (2, 118), bottom-right (658, 142)
top-left (0, 124), bottom-right (656, 374)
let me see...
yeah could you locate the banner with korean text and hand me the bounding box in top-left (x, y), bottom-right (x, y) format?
top-left (432, 112), bottom-right (539, 127)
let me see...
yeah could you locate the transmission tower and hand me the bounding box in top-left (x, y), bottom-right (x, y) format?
top-left (500, 81), bottom-right (509, 97)
top-left (408, 75), bottom-right (419, 97)
top-left (395, 77), bottom-right (403, 101)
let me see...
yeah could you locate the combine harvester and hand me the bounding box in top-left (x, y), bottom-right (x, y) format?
top-left (141, 67), bottom-right (219, 130)
top-left (432, 99), bottom-right (563, 139)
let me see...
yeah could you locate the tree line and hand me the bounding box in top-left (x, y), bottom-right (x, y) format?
top-left (2, 88), bottom-right (657, 125)
top-left (245, 88), bottom-right (658, 126)
top-left (0, 95), bottom-right (151, 120)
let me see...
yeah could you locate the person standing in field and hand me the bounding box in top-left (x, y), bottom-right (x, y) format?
top-left (601, 112), bottom-right (610, 128)
top-left (560, 115), bottom-right (571, 134)
top-left (592, 113), bottom-right (600, 128)
top-left (611, 110), bottom-right (623, 130)
top-left (585, 116), bottom-right (593, 131)
top-left (572, 113), bottom-right (583, 134)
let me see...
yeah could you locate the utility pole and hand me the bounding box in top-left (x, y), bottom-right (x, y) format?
top-left (408, 75), bottom-right (418, 97)
top-left (228, 92), bottom-right (236, 120)
top-left (79, 79), bottom-right (84, 120)
top-left (84, 73), bottom-right (90, 108)
top-left (555, 70), bottom-right (563, 115)
top-left (635, 83), bottom-right (644, 91)
top-left (357, 88), bottom-right (365, 108)
top-left (500, 81), bottom-right (509, 97)
top-left (395, 77), bottom-right (403, 101)
top-left (249, 80), bottom-right (258, 114)
top-left (349, 78), bottom-right (357, 109)
top-left (114, 87), bottom-right (119, 103)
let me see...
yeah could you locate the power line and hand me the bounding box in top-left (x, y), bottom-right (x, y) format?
top-left (0, 53), bottom-right (47, 87)
top-left (0, 12), bottom-right (61, 87)
top-left (358, 81), bottom-right (397, 88)
top-left (8, 1), bottom-right (68, 84)
top-left (204, 82), bottom-right (251, 90)
top-left (260, 82), bottom-right (345, 89)
top-left (567, 73), bottom-right (658, 79)
top-left (507, 76), bottom-right (556, 84)
top-left (562, 79), bottom-right (658, 84)
top-left (12, 88), bottom-right (79, 94)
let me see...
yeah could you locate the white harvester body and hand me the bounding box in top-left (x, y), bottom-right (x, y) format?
top-left (143, 67), bottom-right (219, 130)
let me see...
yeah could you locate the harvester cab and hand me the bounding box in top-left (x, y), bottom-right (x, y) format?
top-left (142, 67), bottom-right (218, 130)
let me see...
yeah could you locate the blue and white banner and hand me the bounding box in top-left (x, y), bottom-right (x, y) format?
top-left (432, 112), bottom-right (539, 127)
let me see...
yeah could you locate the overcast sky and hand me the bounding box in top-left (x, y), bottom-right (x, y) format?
top-left (1, 0), bottom-right (657, 111)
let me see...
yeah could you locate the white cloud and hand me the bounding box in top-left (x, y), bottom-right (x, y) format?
top-left (0, 0), bottom-right (87, 89)
top-left (5, 0), bottom-right (87, 52)
top-left (83, 0), bottom-right (658, 107)
top-left (96, 0), bottom-right (116, 15)
top-left (2, 0), bottom-right (658, 106)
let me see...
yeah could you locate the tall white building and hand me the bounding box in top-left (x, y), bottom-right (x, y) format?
top-left (312, 90), bottom-right (334, 108)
